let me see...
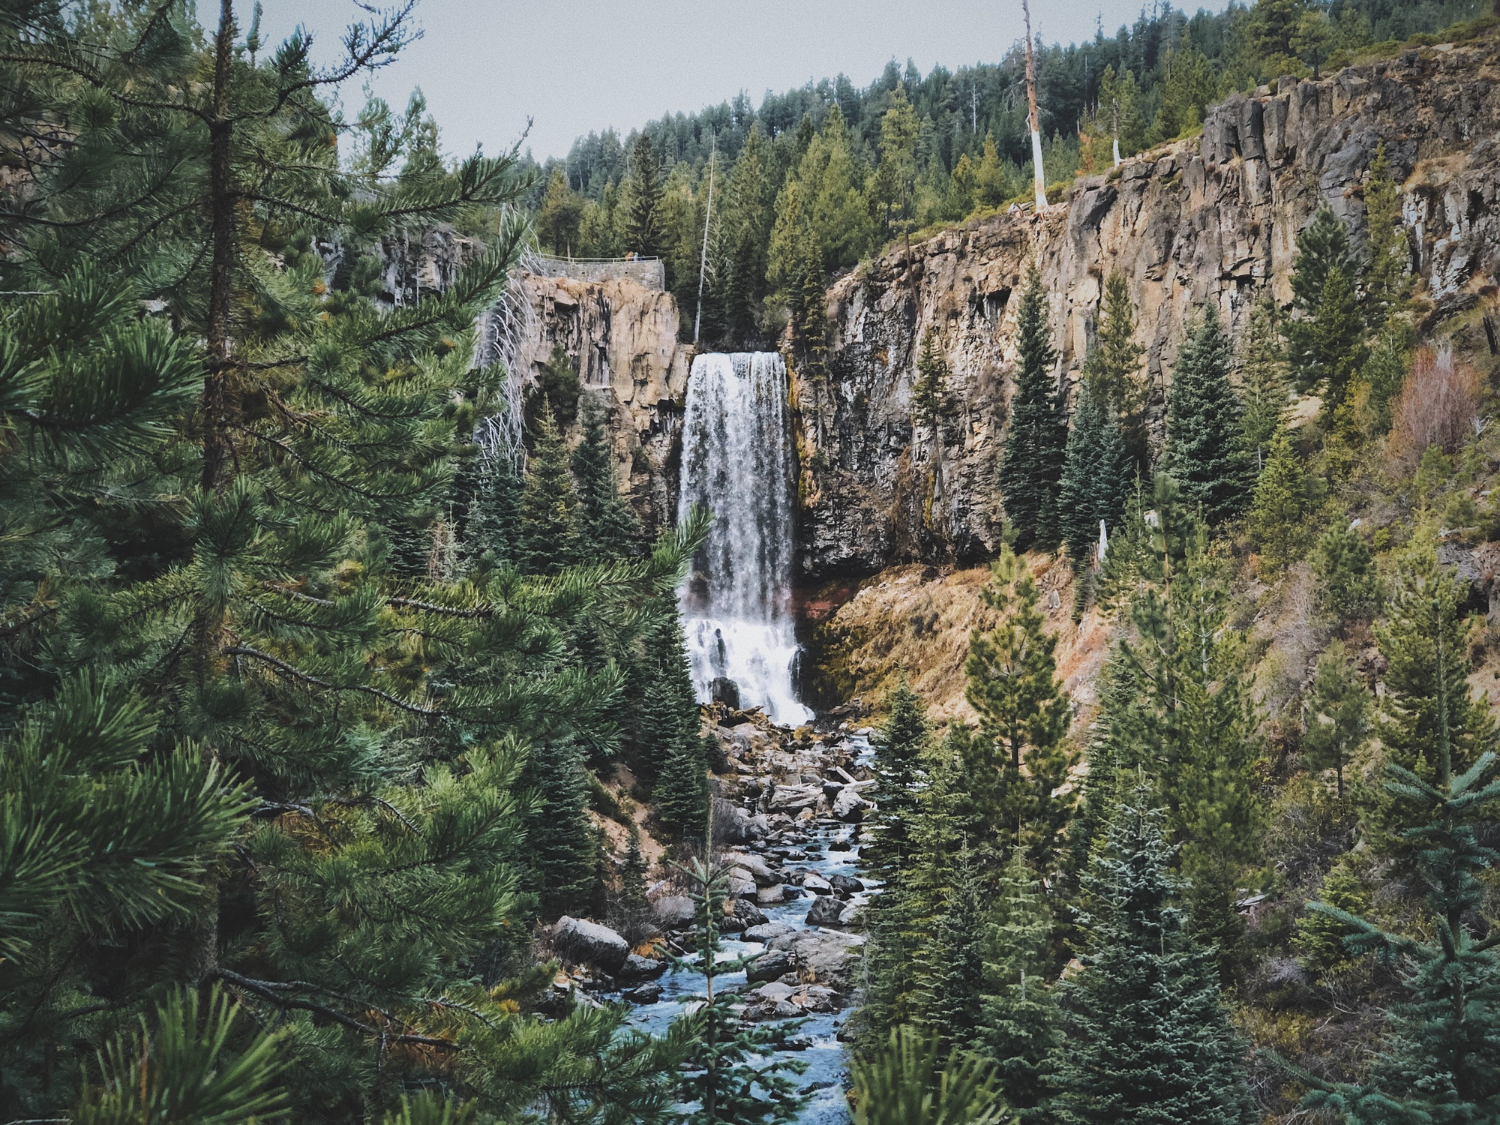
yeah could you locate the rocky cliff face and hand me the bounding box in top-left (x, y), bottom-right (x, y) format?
top-left (793, 35), bottom-right (1500, 582)
top-left (514, 273), bottom-right (690, 539)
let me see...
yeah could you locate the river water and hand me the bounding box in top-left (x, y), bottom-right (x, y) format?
top-left (619, 734), bottom-right (877, 1124)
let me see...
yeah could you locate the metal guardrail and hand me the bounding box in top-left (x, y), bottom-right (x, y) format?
top-left (525, 255), bottom-right (666, 290)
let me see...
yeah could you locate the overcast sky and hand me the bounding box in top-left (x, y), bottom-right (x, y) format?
top-left (203, 0), bottom-right (1229, 162)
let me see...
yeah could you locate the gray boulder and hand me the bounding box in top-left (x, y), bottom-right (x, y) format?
top-left (619, 953), bottom-right (666, 981)
top-left (832, 786), bottom-right (869, 822)
top-left (829, 874), bottom-right (865, 896)
top-left (623, 981), bottom-right (663, 1004)
top-left (802, 872), bottom-right (833, 895)
top-left (731, 898), bottom-right (769, 929)
top-left (768, 928), bottom-right (865, 992)
top-left (804, 895), bottom-right (846, 928)
top-left (746, 948), bottom-right (793, 982)
top-left (743, 922), bottom-right (796, 943)
top-left (651, 895), bottom-right (697, 930)
top-left (551, 916), bottom-right (629, 975)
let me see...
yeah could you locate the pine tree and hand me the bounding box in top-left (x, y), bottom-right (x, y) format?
top-left (919, 855), bottom-right (988, 1051)
top-left (1000, 265), bottom-right (1067, 551)
top-left (979, 851), bottom-right (1063, 1122)
top-left (1302, 641), bottom-right (1370, 801)
top-left (1084, 272), bottom-right (1148, 471)
top-left (1100, 475), bottom-right (1263, 964)
top-left (1287, 207), bottom-right (1364, 409)
top-left (1248, 428), bottom-right (1317, 569)
top-left (518, 739), bottom-right (597, 915)
top-left (1292, 855), bottom-right (1372, 982)
top-left (1290, 206), bottom-right (1360, 319)
top-left (1363, 142), bottom-right (1411, 330)
top-left (625, 132), bottom-right (665, 259)
top-left (1239, 289), bottom-right (1289, 468)
top-left (1293, 617), bottom-right (1500, 1122)
top-left (873, 88), bottom-right (921, 244)
top-left (1310, 522), bottom-right (1379, 622)
top-left (571, 393), bottom-right (640, 563)
top-left (1056, 787), bottom-right (1254, 1125)
top-left (466, 446), bottom-right (523, 569)
top-left (964, 548), bottom-right (1075, 870)
top-left (1060, 378), bottom-right (1130, 566)
top-left (1165, 306), bottom-right (1251, 525)
top-left (911, 327), bottom-right (958, 431)
top-left (673, 841), bottom-right (808, 1124)
top-left (517, 402), bottom-right (579, 575)
top-left (537, 167), bottom-right (585, 255)
top-left (851, 1026), bottom-right (1010, 1125)
top-left (865, 676), bottom-right (931, 882)
top-left (642, 609), bottom-right (708, 837)
top-left (1366, 545), bottom-right (1497, 853)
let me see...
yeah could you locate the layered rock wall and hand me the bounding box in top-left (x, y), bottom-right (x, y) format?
top-left (795, 36), bottom-right (1500, 581)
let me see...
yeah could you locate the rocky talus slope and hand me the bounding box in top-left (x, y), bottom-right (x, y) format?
top-left (795, 35), bottom-right (1500, 580)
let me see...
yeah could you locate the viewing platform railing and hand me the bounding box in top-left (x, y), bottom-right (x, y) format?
top-left (525, 255), bottom-right (665, 290)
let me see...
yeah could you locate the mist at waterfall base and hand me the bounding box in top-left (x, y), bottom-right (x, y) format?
top-left (679, 353), bottom-right (812, 727)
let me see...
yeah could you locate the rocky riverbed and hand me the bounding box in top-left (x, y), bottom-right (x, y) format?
top-left (543, 707), bottom-right (880, 1123)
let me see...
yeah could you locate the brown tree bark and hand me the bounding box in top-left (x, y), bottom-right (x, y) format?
top-left (202, 0), bottom-right (237, 496)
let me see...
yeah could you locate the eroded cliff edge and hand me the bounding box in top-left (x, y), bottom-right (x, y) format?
top-left (794, 36), bottom-right (1500, 582)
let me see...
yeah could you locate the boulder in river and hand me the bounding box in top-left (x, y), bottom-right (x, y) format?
top-left (651, 895), bottom-right (697, 930)
top-left (769, 928), bottom-right (865, 992)
top-left (802, 872), bottom-right (833, 895)
top-left (710, 677), bottom-right (741, 709)
top-left (726, 850), bottom-right (781, 887)
top-left (619, 953), bottom-right (666, 981)
top-left (743, 921), bottom-right (796, 943)
top-left (731, 898), bottom-right (769, 929)
top-left (746, 948), bottom-right (793, 982)
top-left (804, 896), bottom-right (846, 927)
top-left (755, 884), bottom-right (785, 905)
top-left (768, 783), bottom-right (823, 812)
top-left (829, 874), bottom-right (864, 896)
top-left (551, 916), bottom-right (629, 975)
top-left (624, 981), bottom-right (663, 1004)
top-left (832, 786), bottom-right (869, 822)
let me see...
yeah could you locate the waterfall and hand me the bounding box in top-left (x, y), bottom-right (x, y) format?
top-left (678, 352), bottom-right (811, 726)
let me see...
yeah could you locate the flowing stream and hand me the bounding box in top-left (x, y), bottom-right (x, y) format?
top-left (623, 734), bottom-right (877, 1124)
top-left (678, 353), bottom-right (810, 726)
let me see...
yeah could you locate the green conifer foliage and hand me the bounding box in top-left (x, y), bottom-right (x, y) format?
top-left (1292, 855), bottom-right (1372, 982)
top-left (643, 610), bottom-right (709, 837)
top-left (1239, 290), bottom-right (1289, 468)
top-left (718, 125), bottom-right (778, 346)
top-left (911, 327), bottom-right (959, 431)
top-left (980, 851), bottom-right (1063, 1122)
top-left (1165, 306), bottom-right (1251, 525)
top-left (1290, 206), bottom-right (1360, 317)
top-left (1060, 378), bottom-right (1131, 566)
top-left (1309, 267), bottom-right (1368, 420)
top-left (571, 393), bottom-right (640, 563)
top-left (1000, 265), bottom-right (1067, 551)
top-left (518, 738), bottom-right (597, 915)
top-left (1302, 641), bottom-right (1370, 801)
top-left (625, 132), bottom-right (665, 260)
top-left (1294, 619), bottom-right (1500, 1122)
top-left (465, 446), bottom-right (522, 569)
top-left (1366, 546), bottom-right (1497, 851)
top-left (1310, 522), bottom-right (1379, 622)
top-left (1100, 475), bottom-right (1263, 962)
top-left (1084, 272), bottom-right (1148, 471)
top-left (851, 1026), bottom-right (1010, 1125)
top-left (919, 855), bottom-right (988, 1050)
top-left (865, 676), bottom-right (931, 881)
top-left (1248, 428), bottom-right (1318, 570)
top-left (1362, 143), bottom-right (1412, 330)
top-left (518, 402), bottom-right (579, 575)
top-left (964, 548), bottom-right (1075, 869)
top-left (673, 841), bottom-right (808, 1124)
top-left (1056, 788), bottom-right (1255, 1125)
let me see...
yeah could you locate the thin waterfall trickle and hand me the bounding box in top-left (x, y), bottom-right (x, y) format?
top-left (678, 352), bottom-right (812, 726)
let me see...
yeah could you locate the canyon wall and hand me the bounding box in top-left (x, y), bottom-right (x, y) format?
top-left (794, 35), bottom-right (1500, 581)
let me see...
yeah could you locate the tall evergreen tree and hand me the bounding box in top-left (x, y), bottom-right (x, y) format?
top-left (625, 132), bottom-right (665, 260)
top-left (1293, 616), bottom-right (1500, 1122)
top-left (865, 676), bottom-right (931, 880)
top-left (640, 608), bottom-right (709, 837)
top-left (1287, 207), bottom-right (1365, 413)
top-left (1084, 272), bottom-right (1148, 471)
top-left (979, 851), bottom-right (1062, 1123)
top-left (912, 327), bottom-right (959, 431)
top-left (518, 738), bottom-right (597, 915)
top-left (1363, 142), bottom-right (1412, 330)
top-left (466, 445), bottom-right (523, 569)
top-left (1060, 378), bottom-right (1130, 566)
top-left (1248, 428), bottom-right (1317, 569)
top-left (919, 855), bottom-right (989, 1051)
top-left (964, 548), bottom-right (1075, 870)
top-left (1097, 475), bottom-right (1263, 962)
top-left (518, 402), bottom-right (579, 575)
top-left (1239, 289), bottom-right (1289, 469)
top-left (1165, 306), bottom-right (1251, 524)
top-left (1000, 265), bottom-right (1067, 551)
top-left (571, 393), bottom-right (640, 563)
top-left (1056, 787), bottom-right (1255, 1125)
top-left (1302, 641), bottom-right (1370, 801)
top-left (851, 1026), bottom-right (1010, 1125)
top-left (1365, 545), bottom-right (1497, 853)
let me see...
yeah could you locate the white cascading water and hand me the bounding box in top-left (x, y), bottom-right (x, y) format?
top-left (678, 352), bottom-right (812, 726)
